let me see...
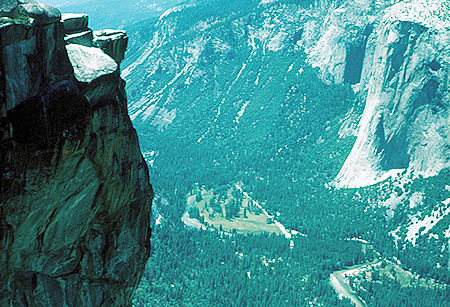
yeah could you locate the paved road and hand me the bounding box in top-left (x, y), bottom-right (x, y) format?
top-left (330, 260), bottom-right (382, 306)
top-left (330, 270), bottom-right (366, 307)
top-left (181, 212), bottom-right (206, 230)
top-left (234, 183), bottom-right (292, 239)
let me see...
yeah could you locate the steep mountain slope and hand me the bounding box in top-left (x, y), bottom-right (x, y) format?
top-left (123, 0), bottom-right (356, 188)
top-left (299, 0), bottom-right (450, 268)
top-left (0, 2), bottom-right (152, 305)
top-left (301, 0), bottom-right (450, 188)
top-left (44, 0), bottom-right (196, 29)
top-left (123, 0), bottom-right (449, 303)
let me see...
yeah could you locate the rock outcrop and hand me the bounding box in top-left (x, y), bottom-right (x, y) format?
top-left (62, 13), bottom-right (94, 47)
top-left (0, 1), bottom-right (152, 306)
top-left (302, 0), bottom-right (449, 188)
top-left (93, 29), bottom-right (128, 64)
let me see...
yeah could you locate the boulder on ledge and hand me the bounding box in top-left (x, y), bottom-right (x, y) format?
top-left (66, 44), bottom-right (118, 83)
top-left (93, 29), bottom-right (128, 64)
top-left (62, 13), bottom-right (88, 33)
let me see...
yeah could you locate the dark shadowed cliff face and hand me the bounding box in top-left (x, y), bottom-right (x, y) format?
top-left (0, 1), bottom-right (153, 306)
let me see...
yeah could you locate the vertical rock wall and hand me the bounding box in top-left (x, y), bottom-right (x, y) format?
top-left (333, 11), bottom-right (449, 188)
top-left (301, 0), bottom-right (449, 188)
top-left (0, 1), bottom-right (152, 306)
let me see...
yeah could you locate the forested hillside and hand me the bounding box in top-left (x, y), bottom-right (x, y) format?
top-left (123, 0), bottom-right (449, 305)
top-left (43, 0), bottom-right (195, 28)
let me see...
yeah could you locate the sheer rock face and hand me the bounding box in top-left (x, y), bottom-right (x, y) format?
top-left (93, 29), bottom-right (129, 64)
top-left (302, 0), bottom-right (449, 188)
top-left (301, 0), bottom-right (377, 86)
top-left (333, 14), bottom-right (449, 188)
top-left (0, 2), bottom-right (152, 306)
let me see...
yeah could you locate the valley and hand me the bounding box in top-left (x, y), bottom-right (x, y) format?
top-left (42, 0), bottom-right (195, 28)
top-left (2, 0), bottom-right (448, 305)
top-left (121, 0), bottom-right (449, 305)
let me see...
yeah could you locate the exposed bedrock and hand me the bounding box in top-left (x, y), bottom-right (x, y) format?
top-left (0, 1), bottom-right (152, 306)
top-left (334, 13), bottom-right (449, 188)
top-left (302, 0), bottom-right (449, 188)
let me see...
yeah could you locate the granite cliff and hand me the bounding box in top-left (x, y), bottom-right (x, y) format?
top-left (122, 0), bottom-right (449, 192)
top-left (0, 1), bottom-right (153, 306)
top-left (300, 0), bottom-right (449, 188)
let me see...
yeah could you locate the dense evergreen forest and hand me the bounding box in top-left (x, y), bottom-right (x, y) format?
top-left (125, 0), bottom-right (450, 305)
